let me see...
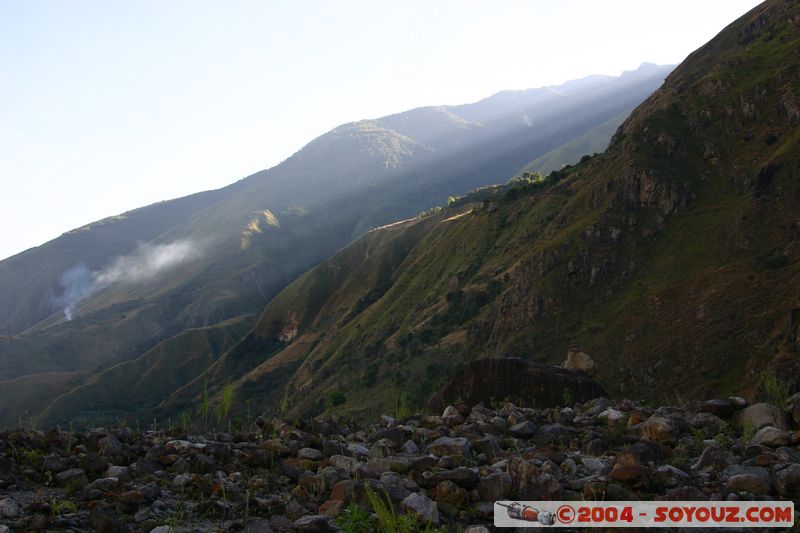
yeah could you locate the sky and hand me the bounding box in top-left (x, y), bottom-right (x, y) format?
top-left (0, 0), bottom-right (762, 261)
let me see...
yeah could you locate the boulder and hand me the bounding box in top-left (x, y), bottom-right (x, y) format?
top-left (641, 415), bottom-right (685, 443)
top-left (750, 426), bottom-right (791, 447)
top-left (428, 436), bottom-right (470, 457)
top-left (562, 348), bottom-right (598, 375)
top-left (733, 403), bottom-right (786, 431)
top-left (400, 492), bottom-right (439, 526)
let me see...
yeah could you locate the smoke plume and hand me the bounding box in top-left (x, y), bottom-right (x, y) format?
top-left (56, 240), bottom-right (201, 320)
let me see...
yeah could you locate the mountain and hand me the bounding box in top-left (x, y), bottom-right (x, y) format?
top-left (515, 110), bottom-right (630, 177)
top-left (153, 0), bottom-right (800, 421)
top-left (0, 65), bottom-right (672, 427)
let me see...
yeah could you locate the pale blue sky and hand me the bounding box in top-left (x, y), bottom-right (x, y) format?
top-left (1, 0), bottom-right (761, 260)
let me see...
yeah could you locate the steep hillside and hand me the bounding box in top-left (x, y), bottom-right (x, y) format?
top-left (166, 0), bottom-right (800, 420)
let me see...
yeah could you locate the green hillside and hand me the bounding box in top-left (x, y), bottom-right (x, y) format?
top-left (516, 110), bottom-right (630, 176)
top-left (159, 0), bottom-right (800, 421)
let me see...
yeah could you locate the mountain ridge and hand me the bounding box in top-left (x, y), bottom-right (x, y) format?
top-left (140, 0), bottom-right (800, 423)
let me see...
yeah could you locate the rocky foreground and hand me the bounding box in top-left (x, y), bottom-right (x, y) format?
top-left (1, 395), bottom-right (800, 532)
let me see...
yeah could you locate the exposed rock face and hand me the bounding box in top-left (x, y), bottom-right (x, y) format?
top-left (428, 358), bottom-right (606, 411)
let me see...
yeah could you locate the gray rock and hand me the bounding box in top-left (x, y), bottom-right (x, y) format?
top-left (0, 526), bottom-right (11, 533)
top-left (428, 436), bottom-right (470, 457)
top-left (733, 403), bottom-right (786, 430)
top-left (347, 443), bottom-right (369, 456)
top-left (401, 439), bottom-right (420, 455)
top-left (173, 473), bottom-right (193, 490)
top-left (562, 349), bottom-right (597, 375)
top-left (641, 415), bottom-right (684, 443)
top-left (727, 473), bottom-right (772, 494)
top-left (0, 496), bottom-right (19, 518)
top-left (400, 492), bottom-right (439, 526)
top-left (292, 514), bottom-right (332, 532)
top-left (701, 399), bottom-right (737, 418)
top-left (298, 447), bottom-right (324, 461)
top-left (509, 421), bottom-right (537, 437)
top-left (773, 463), bottom-right (800, 497)
top-left (581, 457), bottom-right (608, 474)
top-left (98, 434), bottom-right (125, 458)
top-left (87, 476), bottom-right (119, 491)
top-left (242, 519), bottom-right (274, 533)
top-left (750, 426), bottom-right (791, 447)
top-left (105, 465), bottom-right (132, 481)
top-left (55, 467), bottom-right (88, 487)
top-left (598, 408), bottom-right (625, 424)
top-left (42, 453), bottom-right (67, 473)
top-left (476, 471), bottom-right (512, 501)
top-left (464, 527), bottom-right (491, 533)
top-left (692, 445), bottom-right (735, 471)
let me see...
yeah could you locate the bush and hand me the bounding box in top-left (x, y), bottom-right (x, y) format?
top-left (328, 390), bottom-right (347, 407)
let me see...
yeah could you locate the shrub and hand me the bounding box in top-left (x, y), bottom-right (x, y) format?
top-left (328, 390), bottom-right (347, 407)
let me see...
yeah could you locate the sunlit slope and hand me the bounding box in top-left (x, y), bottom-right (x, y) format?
top-left (172, 0), bottom-right (800, 419)
top-left (0, 65), bottom-right (670, 384)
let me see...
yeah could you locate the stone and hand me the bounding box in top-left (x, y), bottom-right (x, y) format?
top-left (727, 473), bottom-right (771, 494)
top-left (733, 403), bottom-right (786, 431)
top-left (105, 465), bottom-right (132, 482)
top-left (434, 480), bottom-right (468, 507)
top-left (0, 496), bottom-right (19, 518)
top-left (562, 348), bottom-right (597, 375)
top-left (701, 399), bottom-right (737, 419)
top-left (89, 504), bottom-right (129, 533)
top-left (55, 467), bottom-right (88, 487)
top-left (98, 434), bottom-right (125, 459)
top-left (693, 445), bottom-right (736, 471)
top-left (750, 426), bottom-right (791, 447)
top-left (598, 408), bottom-right (625, 424)
top-left (420, 467), bottom-right (480, 489)
top-left (641, 415), bottom-right (683, 443)
top-left (508, 421), bottom-right (537, 437)
top-left (42, 453), bottom-right (66, 473)
top-left (476, 472), bottom-right (512, 501)
top-left (401, 440), bottom-right (420, 455)
top-left (773, 463), bottom-right (800, 497)
top-left (508, 457), bottom-right (562, 500)
top-left (400, 492), bottom-right (439, 526)
top-left (319, 500), bottom-right (345, 518)
top-left (291, 515), bottom-right (333, 532)
top-left (346, 443), bottom-right (369, 456)
top-left (610, 465), bottom-right (650, 488)
top-left (298, 447), bottom-right (324, 461)
top-left (428, 436), bottom-right (470, 457)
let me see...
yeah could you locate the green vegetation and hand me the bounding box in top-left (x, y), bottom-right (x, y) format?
top-left (364, 488), bottom-right (443, 533)
top-left (760, 372), bottom-right (788, 406)
top-left (215, 381), bottom-right (236, 427)
top-left (335, 503), bottom-right (372, 533)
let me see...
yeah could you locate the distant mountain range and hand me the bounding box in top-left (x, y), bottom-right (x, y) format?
top-left (0, 62), bottom-right (676, 427)
top-left (126, 0), bottom-right (800, 422)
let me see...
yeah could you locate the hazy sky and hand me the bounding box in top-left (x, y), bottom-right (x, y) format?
top-left (1, 0), bottom-right (762, 260)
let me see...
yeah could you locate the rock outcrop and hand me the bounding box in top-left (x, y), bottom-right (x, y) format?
top-left (428, 358), bottom-right (606, 411)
